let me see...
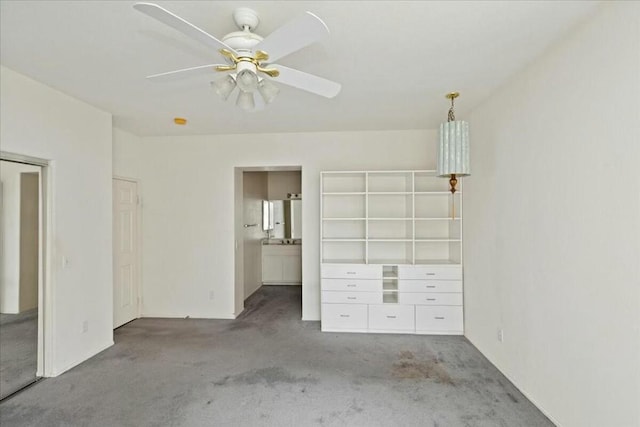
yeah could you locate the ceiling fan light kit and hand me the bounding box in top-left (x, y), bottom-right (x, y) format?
top-left (133, 2), bottom-right (342, 112)
top-left (236, 67), bottom-right (259, 92)
top-left (236, 90), bottom-right (255, 111)
top-left (258, 79), bottom-right (280, 104)
top-left (210, 75), bottom-right (236, 100)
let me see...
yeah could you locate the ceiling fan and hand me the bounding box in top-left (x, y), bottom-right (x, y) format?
top-left (133, 2), bottom-right (341, 111)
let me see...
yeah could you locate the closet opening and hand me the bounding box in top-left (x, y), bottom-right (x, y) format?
top-left (0, 157), bottom-right (47, 400)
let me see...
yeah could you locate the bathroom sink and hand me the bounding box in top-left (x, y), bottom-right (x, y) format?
top-left (262, 239), bottom-right (301, 245)
top-left (262, 239), bottom-right (283, 245)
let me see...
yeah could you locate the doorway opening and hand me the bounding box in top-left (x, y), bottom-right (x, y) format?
top-left (0, 158), bottom-right (45, 400)
top-left (234, 166), bottom-right (302, 320)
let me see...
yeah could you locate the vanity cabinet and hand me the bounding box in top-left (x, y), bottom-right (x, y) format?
top-left (262, 244), bottom-right (302, 284)
top-left (320, 170), bottom-right (464, 335)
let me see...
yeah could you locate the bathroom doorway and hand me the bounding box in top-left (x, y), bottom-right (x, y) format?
top-left (234, 167), bottom-right (302, 319)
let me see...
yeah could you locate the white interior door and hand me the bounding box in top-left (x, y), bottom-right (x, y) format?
top-left (113, 178), bottom-right (139, 328)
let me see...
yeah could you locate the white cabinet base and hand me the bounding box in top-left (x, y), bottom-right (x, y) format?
top-left (322, 291), bottom-right (382, 304)
top-left (321, 304), bottom-right (368, 332)
top-left (415, 306), bottom-right (463, 334)
top-left (262, 244), bottom-right (301, 284)
top-left (368, 304), bottom-right (414, 333)
top-left (321, 262), bottom-right (464, 335)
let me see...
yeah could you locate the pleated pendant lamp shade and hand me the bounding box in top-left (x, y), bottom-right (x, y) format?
top-left (437, 120), bottom-right (470, 177)
top-left (436, 92), bottom-right (470, 195)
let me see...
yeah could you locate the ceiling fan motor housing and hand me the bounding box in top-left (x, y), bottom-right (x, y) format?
top-left (236, 59), bottom-right (257, 76)
top-left (223, 8), bottom-right (263, 53)
top-left (222, 31), bottom-right (263, 52)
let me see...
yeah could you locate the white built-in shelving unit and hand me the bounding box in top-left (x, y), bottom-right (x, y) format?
top-left (321, 171), bottom-right (462, 265)
top-left (320, 171), bottom-right (463, 335)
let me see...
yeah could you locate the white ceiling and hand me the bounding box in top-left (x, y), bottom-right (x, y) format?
top-left (0, 1), bottom-right (599, 136)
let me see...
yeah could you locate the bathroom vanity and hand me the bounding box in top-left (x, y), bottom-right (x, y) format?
top-left (261, 240), bottom-right (302, 285)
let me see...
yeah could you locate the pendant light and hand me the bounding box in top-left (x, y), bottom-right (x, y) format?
top-left (437, 92), bottom-right (470, 219)
top-left (437, 92), bottom-right (470, 193)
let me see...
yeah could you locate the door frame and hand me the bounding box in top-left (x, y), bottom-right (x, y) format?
top-left (233, 165), bottom-right (303, 318)
top-left (112, 176), bottom-right (142, 326)
top-left (0, 151), bottom-right (50, 377)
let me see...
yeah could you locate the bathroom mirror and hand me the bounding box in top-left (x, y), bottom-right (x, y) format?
top-left (262, 199), bottom-right (302, 239)
top-left (262, 200), bottom-right (273, 231)
top-left (285, 199), bottom-right (302, 239)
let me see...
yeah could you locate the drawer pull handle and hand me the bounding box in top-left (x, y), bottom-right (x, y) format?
top-left (346, 272), bottom-right (356, 275)
top-left (426, 286), bottom-right (436, 288)
top-left (340, 314), bottom-right (350, 318)
top-left (347, 284), bottom-right (357, 287)
top-left (386, 315), bottom-right (397, 319)
top-left (426, 298), bottom-right (436, 301)
top-left (425, 273), bottom-right (436, 276)
top-left (434, 316), bottom-right (445, 320)
top-left (347, 297), bottom-right (357, 300)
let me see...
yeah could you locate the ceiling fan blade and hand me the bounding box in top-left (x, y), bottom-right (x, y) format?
top-left (133, 2), bottom-right (236, 58)
top-left (146, 64), bottom-right (226, 82)
top-left (269, 65), bottom-right (341, 98)
top-left (254, 12), bottom-right (329, 63)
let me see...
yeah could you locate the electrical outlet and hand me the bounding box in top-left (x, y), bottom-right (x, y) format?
top-left (82, 320), bottom-right (89, 333)
top-left (497, 328), bottom-right (504, 343)
top-left (209, 290), bottom-right (215, 300)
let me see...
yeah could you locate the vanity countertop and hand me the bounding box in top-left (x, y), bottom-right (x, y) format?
top-left (262, 238), bottom-right (302, 245)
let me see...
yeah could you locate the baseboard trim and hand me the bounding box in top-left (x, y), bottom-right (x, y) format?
top-left (465, 334), bottom-right (562, 427)
top-left (262, 282), bottom-right (302, 286)
top-left (321, 328), bottom-right (368, 333)
top-left (50, 340), bottom-right (114, 377)
top-left (141, 313), bottom-right (237, 320)
top-left (416, 330), bottom-right (464, 335)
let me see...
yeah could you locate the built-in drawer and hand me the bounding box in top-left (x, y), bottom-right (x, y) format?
top-left (321, 264), bottom-right (382, 279)
top-left (368, 304), bottom-right (414, 332)
top-left (415, 306), bottom-right (463, 333)
top-left (322, 291), bottom-right (382, 304)
top-left (321, 304), bottom-right (368, 331)
top-left (398, 280), bottom-right (463, 293)
top-left (398, 265), bottom-right (462, 280)
top-left (399, 292), bottom-right (463, 306)
top-left (321, 278), bottom-right (382, 292)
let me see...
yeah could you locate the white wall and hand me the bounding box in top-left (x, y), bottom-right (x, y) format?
top-left (267, 171), bottom-right (301, 200)
top-left (113, 127), bottom-right (144, 181)
top-left (1, 66), bottom-right (114, 376)
top-left (0, 161), bottom-right (40, 313)
top-left (116, 130), bottom-right (434, 319)
top-left (243, 171), bottom-right (268, 299)
top-left (464, 3), bottom-right (640, 426)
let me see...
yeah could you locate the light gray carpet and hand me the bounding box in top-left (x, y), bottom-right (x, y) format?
top-left (0, 309), bottom-right (38, 400)
top-left (0, 286), bottom-right (552, 426)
